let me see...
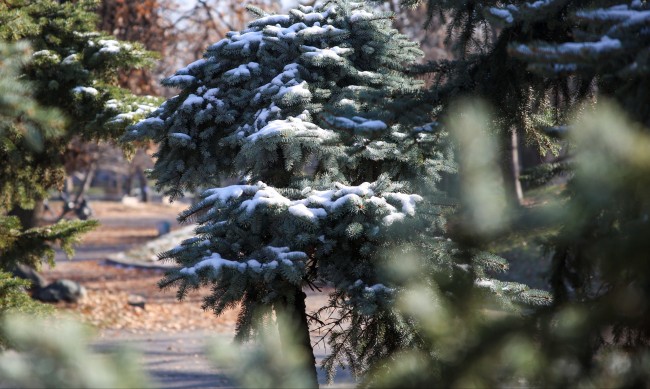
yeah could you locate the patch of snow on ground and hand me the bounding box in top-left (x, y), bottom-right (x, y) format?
top-left (108, 225), bottom-right (196, 265)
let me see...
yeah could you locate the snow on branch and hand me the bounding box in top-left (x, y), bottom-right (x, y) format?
top-left (325, 115), bottom-right (387, 135)
top-left (178, 246), bottom-right (307, 279)
top-left (194, 181), bottom-right (423, 228)
top-left (345, 279), bottom-right (395, 314)
top-left (575, 4), bottom-right (650, 36)
top-left (301, 45), bottom-right (353, 66)
top-left (512, 35), bottom-right (623, 62)
top-left (246, 116), bottom-right (335, 143)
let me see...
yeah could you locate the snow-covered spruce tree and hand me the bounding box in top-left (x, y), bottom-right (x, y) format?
top-left (390, 0), bottom-right (604, 204)
top-left (509, 0), bottom-right (650, 127)
top-left (393, 0), bottom-right (650, 298)
top-left (509, 0), bottom-right (650, 356)
top-left (401, 0), bottom-right (647, 192)
top-left (398, 0), bottom-right (593, 127)
top-left (126, 0), bottom-right (548, 383)
top-left (357, 2), bottom-right (650, 387)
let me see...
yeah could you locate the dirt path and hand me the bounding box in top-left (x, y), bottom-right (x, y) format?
top-left (94, 330), bottom-right (235, 389)
top-left (42, 201), bottom-right (355, 388)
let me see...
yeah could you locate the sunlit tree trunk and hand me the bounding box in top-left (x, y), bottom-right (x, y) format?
top-left (501, 128), bottom-right (524, 207)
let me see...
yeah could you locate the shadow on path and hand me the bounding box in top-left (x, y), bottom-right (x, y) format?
top-left (94, 330), bottom-right (234, 389)
top-left (94, 329), bottom-right (356, 388)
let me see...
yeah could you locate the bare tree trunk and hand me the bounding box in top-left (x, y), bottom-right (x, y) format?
top-left (63, 176), bottom-right (73, 199)
top-left (501, 128), bottom-right (524, 207)
top-left (136, 168), bottom-right (149, 202)
top-left (125, 172), bottom-right (133, 196)
top-left (277, 288), bottom-right (319, 388)
top-left (74, 163), bottom-right (96, 204)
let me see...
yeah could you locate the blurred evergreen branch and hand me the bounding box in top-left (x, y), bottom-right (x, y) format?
top-left (0, 315), bottom-right (152, 388)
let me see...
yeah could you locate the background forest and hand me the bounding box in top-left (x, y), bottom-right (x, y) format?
top-left (1, 0), bottom-right (649, 388)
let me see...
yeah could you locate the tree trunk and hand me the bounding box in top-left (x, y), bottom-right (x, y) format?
top-left (125, 172), bottom-right (133, 196)
top-left (136, 168), bottom-right (149, 202)
top-left (63, 176), bottom-right (73, 199)
top-left (8, 199), bottom-right (44, 229)
top-left (277, 288), bottom-right (319, 388)
top-left (501, 128), bottom-right (524, 207)
top-left (74, 163), bottom-right (96, 204)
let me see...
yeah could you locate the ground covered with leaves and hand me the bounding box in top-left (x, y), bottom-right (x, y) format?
top-left (41, 201), bottom-right (239, 334)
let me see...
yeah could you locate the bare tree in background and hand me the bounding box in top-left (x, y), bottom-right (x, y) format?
top-left (98, 0), bottom-right (167, 95)
top-left (160, 0), bottom-right (279, 88)
top-left (98, 0), bottom-right (278, 96)
top-left (382, 0), bottom-right (451, 61)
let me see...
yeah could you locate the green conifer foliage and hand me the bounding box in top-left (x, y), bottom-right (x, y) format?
top-left (0, 315), bottom-right (152, 387)
top-left (128, 0), bottom-right (548, 382)
top-left (0, 273), bottom-right (51, 318)
top-left (0, 41), bottom-right (96, 329)
top-left (358, 1), bottom-right (650, 386)
top-left (509, 0), bottom-right (650, 126)
top-left (393, 0), bottom-right (585, 153)
top-left (0, 0), bottom-right (156, 332)
top-left (0, 0), bottom-right (157, 209)
top-left (126, 0), bottom-right (438, 197)
top-left (397, 0), bottom-right (647, 151)
top-left (508, 0), bottom-right (650, 359)
top-left (455, 0), bottom-right (650, 358)
top-left (0, 41), bottom-right (65, 208)
top-left (362, 103), bottom-right (650, 389)
top-left (0, 0), bottom-right (156, 133)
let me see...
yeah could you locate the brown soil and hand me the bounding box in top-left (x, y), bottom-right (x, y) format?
top-left (41, 201), bottom-right (239, 334)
